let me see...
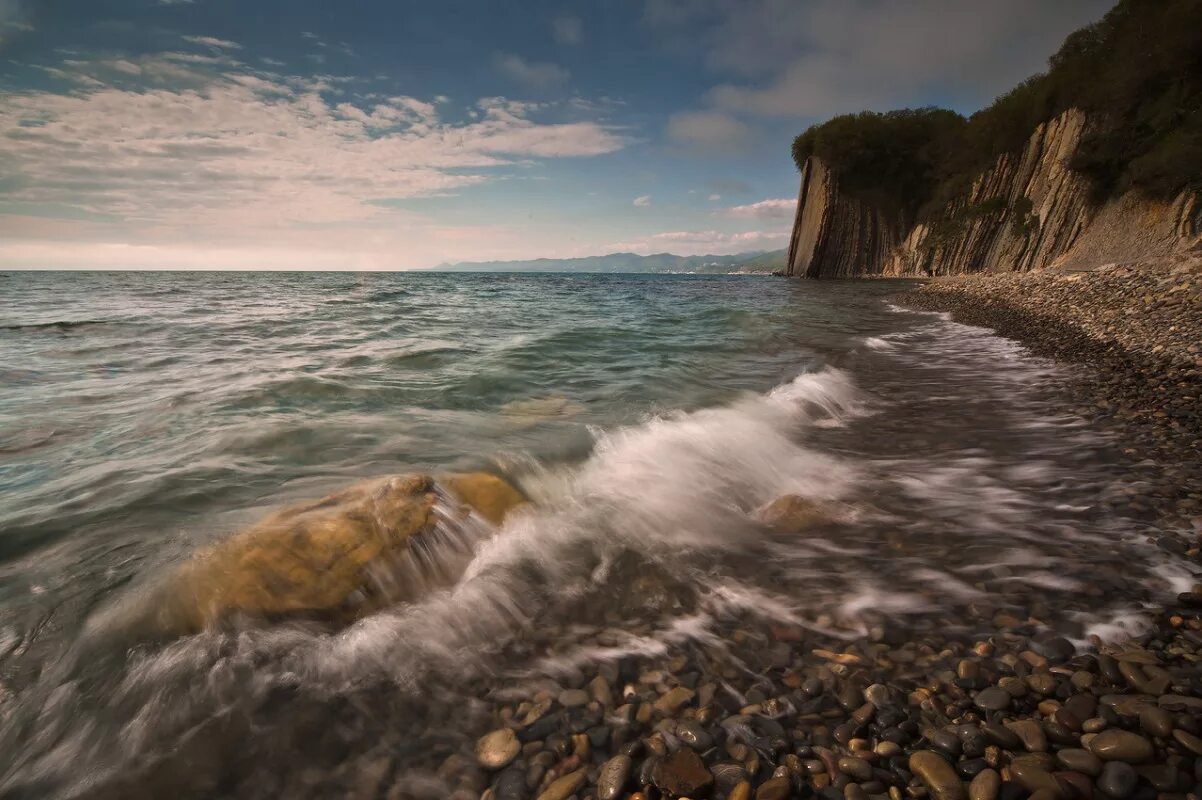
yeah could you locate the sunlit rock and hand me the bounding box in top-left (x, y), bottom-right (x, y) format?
top-left (149, 472), bottom-right (527, 632)
top-left (756, 494), bottom-right (830, 531)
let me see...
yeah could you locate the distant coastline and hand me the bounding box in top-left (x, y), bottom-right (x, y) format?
top-left (427, 249), bottom-right (787, 274)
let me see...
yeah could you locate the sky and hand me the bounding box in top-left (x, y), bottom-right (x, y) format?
top-left (0, 0), bottom-right (1115, 270)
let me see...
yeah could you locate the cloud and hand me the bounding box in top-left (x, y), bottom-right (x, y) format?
top-left (649, 0), bottom-right (1113, 119)
top-left (608, 229), bottom-right (787, 256)
top-left (183, 35), bottom-right (241, 50)
top-left (552, 15), bottom-right (582, 45)
top-left (708, 193), bottom-right (720, 201)
top-left (0, 55), bottom-right (627, 244)
top-left (723, 198), bottom-right (795, 219)
top-left (0, 0), bottom-right (33, 42)
top-left (665, 110), bottom-right (749, 151)
top-left (494, 52), bottom-right (570, 90)
top-left (633, 195), bottom-right (651, 207)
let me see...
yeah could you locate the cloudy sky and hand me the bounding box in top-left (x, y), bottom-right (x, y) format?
top-left (0, 0), bottom-right (1113, 269)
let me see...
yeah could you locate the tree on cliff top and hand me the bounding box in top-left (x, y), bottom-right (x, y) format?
top-left (791, 0), bottom-right (1202, 213)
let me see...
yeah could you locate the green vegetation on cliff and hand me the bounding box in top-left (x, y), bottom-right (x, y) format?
top-left (791, 0), bottom-right (1202, 212)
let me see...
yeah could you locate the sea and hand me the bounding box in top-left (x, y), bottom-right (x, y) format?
top-left (0, 271), bottom-right (1188, 798)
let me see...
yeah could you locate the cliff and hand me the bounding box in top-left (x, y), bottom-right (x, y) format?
top-left (786, 109), bottom-right (1202, 278)
top-left (783, 107), bottom-right (1197, 277)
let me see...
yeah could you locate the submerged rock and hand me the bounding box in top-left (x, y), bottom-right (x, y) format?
top-left (756, 494), bottom-right (830, 531)
top-left (128, 472), bottom-right (527, 634)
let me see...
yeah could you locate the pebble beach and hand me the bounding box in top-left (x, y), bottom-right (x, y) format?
top-left (421, 260), bottom-right (1202, 800)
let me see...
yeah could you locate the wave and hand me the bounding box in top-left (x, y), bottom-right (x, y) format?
top-left (0, 319), bottom-right (114, 333)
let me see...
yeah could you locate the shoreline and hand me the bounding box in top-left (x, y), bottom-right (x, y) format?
top-left (894, 258), bottom-right (1201, 532)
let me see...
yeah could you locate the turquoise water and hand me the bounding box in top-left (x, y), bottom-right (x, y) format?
top-left (0, 272), bottom-right (1186, 797)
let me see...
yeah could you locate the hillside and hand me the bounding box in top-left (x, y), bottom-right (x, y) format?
top-left (432, 250), bottom-right (782, 274)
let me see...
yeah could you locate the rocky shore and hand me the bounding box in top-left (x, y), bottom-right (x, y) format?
top-left (381, 259), bottom-right (1202, 800)
top-left (896, 256), bottom-right (1202, 531)
top-left (386, 582), bottom-right (1202, 800)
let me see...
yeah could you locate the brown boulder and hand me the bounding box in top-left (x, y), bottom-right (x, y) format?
top-left (154, 472), bottom-right (527, 632)
top-left (757, 494), bottom-right (830, 530)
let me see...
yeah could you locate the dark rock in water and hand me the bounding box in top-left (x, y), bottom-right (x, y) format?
top-left (534, 768), bottom-right (586, 800)
top-left (1030, 635), bottom-right (1076, 662)
top-left (675, 719), bottom-right (713, 750)
top-left (597, 755), bottom-right (632, 800)
top-left (1097, 761), bottom-right (1138, 798)
top-left (493, 768), bottom-right (529, 800)
top-left (652, 748), bottom-right (714, 796)
top-left (710, 762), bottom-right (750, 791)
top-left (756, 776), bottom-right (792, 800)
top-left (974, 688), bottom-right (1012, 712)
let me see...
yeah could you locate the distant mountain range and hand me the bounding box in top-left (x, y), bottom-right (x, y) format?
top-left (430, 249), bottom-right (788, 274)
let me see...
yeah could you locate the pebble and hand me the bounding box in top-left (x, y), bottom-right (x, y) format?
top-left (1005, 720), bottom-right (1048, 752)
top-left (535, 768), bottom-right (586, 800)
top-left (597, 755), bottom-right (631, 800)
top-left (969, 768), bottom-right (1000, 800)
top-left (1138, 706), bottom-right (1173, 739)
top-left (755, 776), bottom-right (791, 800)
top-left (651, 748), bottom-right (713, 796)
top-left (1097, 761), bottom-right (1138, 798)
top-left (1087, 730), bottom-right (1154, 763)
top-left (653, 687), bottom-right (695, 715)
top-left (476, 729), bottom-right (521, 770)
top-left (1171, 728), bottom-right (1202, 755)
top-left (558, 689), bottom-right (589, 708)
top-left (974, 688), bottom-right (1011, 711)
top-left (1055, 748), bottom-right (1102, 776)
top-left (838, 756), bottom-right (872, 781)
top-left (910, 750), bottom-right (968, 800)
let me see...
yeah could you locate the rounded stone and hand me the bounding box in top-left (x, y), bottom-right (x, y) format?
top-left (969, 768), bottom-right (1000, 800)
top-left (476, 728), bottom-right (521, 770)
top-left (1097, 761), bottom-right (1137, 798)
top-left (974, 688), bottom-right (1012, 712)
top-left (597, 754), bottom-right (632, 800)
top-left (910, 750), bottom-right (968, 800)
top-left (1087, 730), bottom-right (1154, 763)
top-left (839, 757), bottom-right (873, 782)
top-left (756, 776), bottom-right (792, 800)
top-left (558, 689), bottom-right (589, 708)
top-left (1138, 706), bottom-right (1173, 739)
top-left (1056, 748), bottom-right (1102, 777)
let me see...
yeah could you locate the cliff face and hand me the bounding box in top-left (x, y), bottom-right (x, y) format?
top-left (786, 109), bottom-right (1201, 278)
top-left (785, 157), bottom-right (908, 278)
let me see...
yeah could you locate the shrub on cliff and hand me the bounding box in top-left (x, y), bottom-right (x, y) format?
top-left (791, 109), bottom-right (965, 216)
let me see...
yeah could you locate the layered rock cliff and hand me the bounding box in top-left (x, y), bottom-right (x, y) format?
top-left (785, 109), bottom-right (1202, 278)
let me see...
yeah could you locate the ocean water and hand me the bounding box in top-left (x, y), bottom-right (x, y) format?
top-left (0, 271), bottom-right (1187, 798)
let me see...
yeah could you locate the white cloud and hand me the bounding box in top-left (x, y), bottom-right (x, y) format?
top-left (608, 229), bottom-right (787, 256)
top-left (0, 53), bottom-right (629, 266)
top-left (633, 195), bottom-right (651, 207)
top-left (0, 0), bottom-right (33, 42)
top-left (723, 198), bottom-right (795, 219)
top-left (494, 52), bottom-right (570, 90)
top-left (665, 110), bottom-right (749, 151)
top-left (708, 193), bottom-right (720, 201)
top-left (183, 35), bottom-right (241, 50)
top-left (552, 15), bottom-right (583, 45)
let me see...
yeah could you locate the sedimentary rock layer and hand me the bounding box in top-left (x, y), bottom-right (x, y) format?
top-left (786, 109), bottom-right (1201, 278)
